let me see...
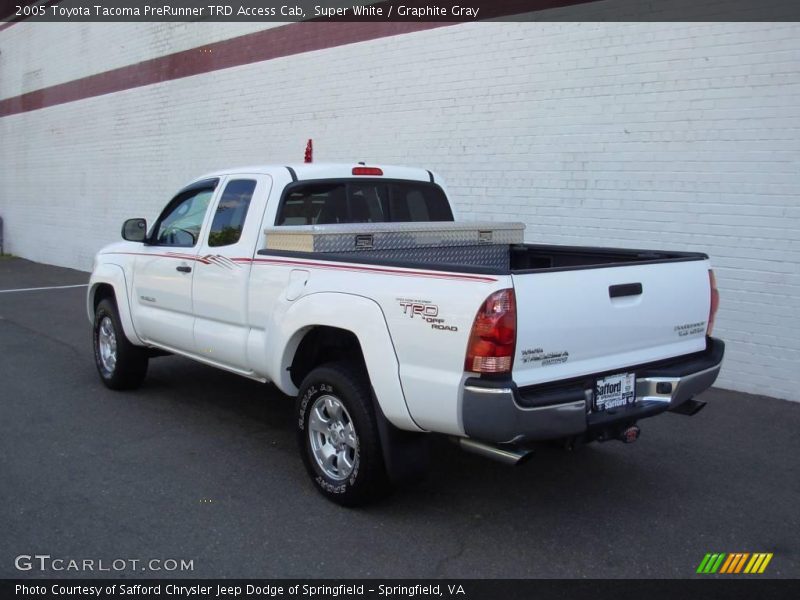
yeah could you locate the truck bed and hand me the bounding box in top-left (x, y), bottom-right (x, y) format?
top-left (508, 244), bottom-right (707, 272)
top-left (261, 221), bottom-right (707, 273)
top-left (257, 243), bottom-right (707, 274)
top-left (259, 220), bottom-right (712, 391)
top-left (257, 235), bottom-right (711, 392)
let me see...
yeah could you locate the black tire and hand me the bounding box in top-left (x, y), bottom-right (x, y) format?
top-left (296, 361), bottom-right (390, 506)
top-left (93, 298), bottom-right (148, 390)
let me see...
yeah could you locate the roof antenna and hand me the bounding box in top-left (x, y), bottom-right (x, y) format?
top-left (304, 139), bottom-right (313, 163)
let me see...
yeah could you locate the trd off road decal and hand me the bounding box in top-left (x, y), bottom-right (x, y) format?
top-left (521, 347), bottom-right (570, 366)
top-left (396, 298), bottom-right (458, 332)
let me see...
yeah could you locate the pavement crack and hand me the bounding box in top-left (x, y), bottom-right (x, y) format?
top-left (433, 531), bottom-right (468, 577)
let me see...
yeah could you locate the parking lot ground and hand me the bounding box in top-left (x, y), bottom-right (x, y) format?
top-left (0, 257), bottom-right (798, 578)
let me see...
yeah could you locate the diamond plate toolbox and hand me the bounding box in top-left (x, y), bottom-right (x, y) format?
top-left (263, 221), bottom-right (525, 253)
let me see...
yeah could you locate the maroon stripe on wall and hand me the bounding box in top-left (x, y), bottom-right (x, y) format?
top-left (0, 0), bottom-right (31, 20)
top-left (0, 0), bottom-right (597, 118)
top-left (0, 21), bottom-right (447, 117)
top-left (0, 0), bottom-right (60, 32)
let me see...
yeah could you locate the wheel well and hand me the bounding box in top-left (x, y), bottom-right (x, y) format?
top-left (92, 283), bottom-right (116, 312)
top-left (289, 326), bottom-right (365, 387)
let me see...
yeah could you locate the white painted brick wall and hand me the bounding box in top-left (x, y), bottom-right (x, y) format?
top-left (1, 21), bottom-right (798, 401)
top-left (0, 22), bottom-right (281, 98)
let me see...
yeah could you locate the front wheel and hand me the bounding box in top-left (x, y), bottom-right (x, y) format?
top-left (296, 362), bottom-right (390, 506)
top-left (93, 298), bottom-right (148, 390)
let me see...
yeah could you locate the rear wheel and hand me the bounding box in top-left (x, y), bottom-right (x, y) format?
top-left (93, 298), bottom-right (148, 390)
top-left (296, 362), bottom-right (390, 506)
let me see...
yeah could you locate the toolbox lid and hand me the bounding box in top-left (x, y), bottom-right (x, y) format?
top-left (263, 221), bottom-right (525, 253)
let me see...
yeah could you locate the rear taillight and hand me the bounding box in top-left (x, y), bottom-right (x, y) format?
top-left (707, 269), bottom-right (719, 336)
top-left (465, 289), bottom-right (517, 374)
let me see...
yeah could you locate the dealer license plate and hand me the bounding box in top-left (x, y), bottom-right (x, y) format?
top-left (594, 372), bottom-right (636, 411)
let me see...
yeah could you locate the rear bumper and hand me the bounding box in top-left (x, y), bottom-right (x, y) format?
top-left (461, 337), bottom-right (725, 444)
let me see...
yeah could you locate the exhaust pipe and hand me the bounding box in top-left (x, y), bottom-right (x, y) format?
top-left (457, 438), bottom-right (533, 466)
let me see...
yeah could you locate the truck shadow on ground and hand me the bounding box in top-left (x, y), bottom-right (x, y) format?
top-left (138, 354), bottom-right (667, 515)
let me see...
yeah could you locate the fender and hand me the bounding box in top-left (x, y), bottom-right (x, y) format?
top-left (267, 292), bottom-right (422, 433)
top-left (87, 263), bottom-right (144, 346)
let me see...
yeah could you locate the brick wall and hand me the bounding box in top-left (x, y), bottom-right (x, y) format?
top-left (1, 21), bottom-right (798, 400)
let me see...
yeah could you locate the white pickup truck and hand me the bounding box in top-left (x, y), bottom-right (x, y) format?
top-left (88, 163), bottom-right (724, 505)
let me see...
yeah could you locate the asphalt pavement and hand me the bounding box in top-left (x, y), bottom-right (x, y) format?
top-left (1, 257), bottom-right (798, 578)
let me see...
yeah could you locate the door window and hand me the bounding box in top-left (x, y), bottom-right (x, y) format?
top-left (152, 186), bottom-right (215, 247)
top-left (208, 179), bottom-right (257, 247)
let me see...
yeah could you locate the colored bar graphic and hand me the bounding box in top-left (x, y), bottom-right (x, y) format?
top-left (697, 554), bottom-right (713, 573)
top-left (758, 553), bottom-right (773, 573)
top-left (700, 552), bottom-right (773, 574)
top-left (701, 554), bottom-right (720, 574)
top-left (719, 554), bottom-right (736, 574)
top-left (745, 554), bottom-right (761, 573)
top-left (734, 553), bottom-right (750, 573)
top-left (722, 553), bottom-right (741, 573)
top-left (710, 553), bottom-right (726, 573)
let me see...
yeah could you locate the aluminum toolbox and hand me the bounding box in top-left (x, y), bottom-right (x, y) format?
top-left (263, 221), bottom-right (525, 254)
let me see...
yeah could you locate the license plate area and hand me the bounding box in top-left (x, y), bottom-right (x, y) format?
top-left (593, 372), bottom-right (636, 412)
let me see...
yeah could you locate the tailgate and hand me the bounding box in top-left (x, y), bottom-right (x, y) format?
top-left (512, 259), bottom-right (711, 387)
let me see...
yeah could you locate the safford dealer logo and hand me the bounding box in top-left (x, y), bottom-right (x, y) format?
top-left (696, 552), bottom-right (773, 574)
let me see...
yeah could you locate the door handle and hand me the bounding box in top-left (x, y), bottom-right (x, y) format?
top-left (176, 265), bottom-right (192, 273)
top-left (609, 283), bottom-right (642, 298)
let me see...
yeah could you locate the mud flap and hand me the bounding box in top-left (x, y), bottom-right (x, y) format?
top-left (372, 391), bottom-right (430, 485)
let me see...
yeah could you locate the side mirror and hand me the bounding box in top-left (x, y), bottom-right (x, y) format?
top-left (121, 218), bottom-right (148, 242)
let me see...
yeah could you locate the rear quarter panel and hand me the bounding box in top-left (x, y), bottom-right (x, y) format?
top-left (246, 256), bottom-right (509, 435)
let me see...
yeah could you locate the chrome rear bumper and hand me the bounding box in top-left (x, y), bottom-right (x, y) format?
top-left (461, 337), bottom-right (724, 444)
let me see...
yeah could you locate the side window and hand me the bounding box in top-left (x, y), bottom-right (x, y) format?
top-left (208, 179), bottom-right (257, 247)
top-left (153, 188), bottom-right (214, 247)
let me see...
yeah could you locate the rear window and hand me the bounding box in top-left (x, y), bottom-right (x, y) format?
top-left (275, 180), bottom-right (453, 225)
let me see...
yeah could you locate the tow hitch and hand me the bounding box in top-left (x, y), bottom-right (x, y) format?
top-left (619, 425), bottom-right (641, 444)
top-left (590, 423), bottom-right (642, 444)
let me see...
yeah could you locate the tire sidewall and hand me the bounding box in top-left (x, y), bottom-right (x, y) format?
top-left (93, 300), bottom-right (118, 381)
top-left (297, 365), bottom-right (380, 503)
top-left (91, 298), bottom-right (148, 391)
